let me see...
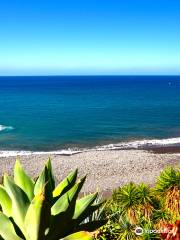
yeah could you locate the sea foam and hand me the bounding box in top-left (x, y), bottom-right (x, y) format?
top-left (0, 124), bottom-right (14, 132)
top-left (96, 137), bottom-right (180, 150)
top-left (0, 137), bottom-right (180, 157)
top-left (0, 149), bottom-right (82, 157)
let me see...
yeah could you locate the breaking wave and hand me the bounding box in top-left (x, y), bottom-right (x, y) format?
top-left (95, 137), bottom-right (180, 150)
top-left (0, 137), bottom-right (180, 157)
top-left (0, 124), bottom-right (14, 132)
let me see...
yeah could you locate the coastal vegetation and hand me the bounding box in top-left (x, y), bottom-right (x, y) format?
top-left (0, 160), bottom-right (105, 240)
top-left (0, 160), bottom-right (179, 240)
top-left (95, 166), bottom-right (180, 240)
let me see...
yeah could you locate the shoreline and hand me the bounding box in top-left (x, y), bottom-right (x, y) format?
top-left (1, 136), bottom-right (180, 157)
top-left (0, 148), bottom-right (179, 195)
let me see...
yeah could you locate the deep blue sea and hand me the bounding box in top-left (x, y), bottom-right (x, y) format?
top-left (0, 76), bottom-right (180, 152)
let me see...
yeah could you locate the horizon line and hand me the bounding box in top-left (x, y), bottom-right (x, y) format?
top-left (0, 74), bottom-right (180, 77)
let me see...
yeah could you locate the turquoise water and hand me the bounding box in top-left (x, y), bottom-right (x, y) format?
top-left (0, 76), bottom-right (180, 151)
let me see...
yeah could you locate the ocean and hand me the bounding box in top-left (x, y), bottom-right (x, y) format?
top-left (0, 75), bottom-right (180, 155)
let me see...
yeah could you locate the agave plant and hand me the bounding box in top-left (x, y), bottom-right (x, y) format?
top-left (83, 194), bottom-right (105, 224)
top-left (155, 167), bottom-right (180, 218)
top-left (0, 159), bottom-right (106, 240)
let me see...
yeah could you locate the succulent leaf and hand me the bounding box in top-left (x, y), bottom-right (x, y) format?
top-left (3, 174), bottom-right (30, 236)
top-left (0, 186), bottom-right (12, 217)
top-left (34, 166), bottom-right (47, 195)
top-left (73, 193), bottom-right (98, 220)
top-left (73, 202), bottom-right (104, 225)
top-left (0, 160), bottom-right (104, 240)
top-left (46, 158), bottom-right (55, 191)
top-left (34, 166), bottom-right (53, 202)
top-left (51, 176), bottom-right (86, 216)
top-left (0, 212), bottom-right (23, 240)
top-left (25, 193), bottom-right (50, 240)
top-left (60, 231), bottom-right (93, 240)
top-left (14, 160), bottom-right (35, 201)
top-left (53, 169), bottom-right (78, 198)
top-left (48, 177), bottom-right (86, 239)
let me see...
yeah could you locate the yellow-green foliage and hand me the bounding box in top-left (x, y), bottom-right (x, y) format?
top-left (155, 166), bottom-right (180, 219)
top-left (96, 166), bottom-right (180, 240)
top-left (0, 159), bottom-right (105, 240)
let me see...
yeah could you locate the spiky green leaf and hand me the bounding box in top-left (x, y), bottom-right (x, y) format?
top-left (51, 176), bottom-right (86, 216)
top-left (53, 169), bottom-right (78, 198)
top-left (48, 177), bottom-right (86, 239)
top-left (73, 193), bottom-right (98, 219)
top-left (156, 167), bottom-right (180, 193)
top-left (0, 212), bottom-right (23, 240)
top-left (14, 160), bottom-right (34, 201)
top-left (25, 193), bottom-right (50, 240)
top-left (34, 166), bottom-right (53, 202)
top-left (60, 231), bottom-right (93, 240)
top-left (0, 186), bottom-right (12, 217)
top-left (3, 174), bottom-right (30, 235)
top-left (46, 158), bottom-right (55, 191)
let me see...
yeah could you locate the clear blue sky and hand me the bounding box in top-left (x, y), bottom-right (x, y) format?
top-left (0, 0), bottom-right (180, 75)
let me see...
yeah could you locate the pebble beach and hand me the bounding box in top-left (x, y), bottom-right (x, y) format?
top-left (0, 149), bottom-right (179, 195)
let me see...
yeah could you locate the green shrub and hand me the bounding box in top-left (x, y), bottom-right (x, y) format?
top-left (96, 166), bottom-right (180, 240)
top-left (155, 166), bottom-right (180, 219)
